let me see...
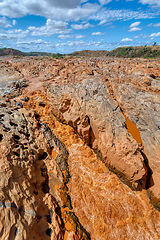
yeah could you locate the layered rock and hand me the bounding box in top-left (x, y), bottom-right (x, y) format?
top-left (19, 90), bottom-right (160, 240)
top-left (100, 58), bottom-right (160, 208)
top-left (0, 102), bottom-right (63, 239)
top-left (44, 57), bottom-right (160, 208)
top-left (0, 101), bottom-right (90, 240)
top-left (1, 56), bottom-right (160, 239)
top-left (47, 78), bottom-right (146, 189)
top-left (0, 60), bottom-right (27, 99)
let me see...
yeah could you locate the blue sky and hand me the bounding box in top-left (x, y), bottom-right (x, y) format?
top-left (0, 0), bottom-right (160, 53)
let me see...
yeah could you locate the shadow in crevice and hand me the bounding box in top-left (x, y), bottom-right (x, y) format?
top-left (40, 162), bottom-right (49, 194)
top-left (140, 151), bottom-right (154, 190)
top-left (8, 224), bottom-right (18, 240)
top-left (41, 122), bottom-right (91, 240)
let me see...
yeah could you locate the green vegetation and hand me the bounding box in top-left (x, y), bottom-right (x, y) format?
top-left (106, 45), bottom-right (160, 59)
top-left (0, 48), bottom-right (66, 58)
top-left (0, 48), bottom-right (8, 51)
top-left (52, 53), bottom-right (65, 59)
top-left (69, 50), bottom-right (108, 57)
top-left (25, 52), bottom-right (53, 56)
top-left (0, 47), bottom-right (68, 58)
top-left (1, 46), bottom-right (160, 59)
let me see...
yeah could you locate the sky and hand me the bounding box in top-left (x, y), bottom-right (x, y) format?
top-left (0, 0), bottom-right (160, 53)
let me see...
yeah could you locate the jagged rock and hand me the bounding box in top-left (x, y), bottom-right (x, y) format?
top-left (21, 96), bottom-right (30, 102)
top-left (0, 103), bottom-right (66, 239)
top-left (48, 78), bottom-right (146, 189)
top-left (20, 90), bottom-right (160, 240)
top-left (96, 58), bottom-right (160, 207)
top-left (16, 101), bottom-right (23, 108)
top-left (1, 56), bottom-right (160, 239)
top-left (0, 101), bottom-right (91, 240)
top-left (39, 101), bottom-right (46, 107)
top-left (109, 76), bottom-right (160, 208)
top-left (0, 78), bottom-right (29, 98)
top-left (45, 57), bottom-right (160, 208)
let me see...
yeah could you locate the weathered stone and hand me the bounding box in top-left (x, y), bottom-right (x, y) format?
top-left (16, 101), bottom-right (23, 108)
top-left (48, 79), bottom-right (146, 189)
top-left (21, 96), bottom-right (30, 102)
top-left (39, 101), bottom-right (46, 107)
top-left (21, 90), bottom-right (160, 240)
top-left (1, 56), bottom-right (160, 239)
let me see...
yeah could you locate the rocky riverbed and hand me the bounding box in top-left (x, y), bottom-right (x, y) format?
top-left (0, 56), bottom-right (160, 239)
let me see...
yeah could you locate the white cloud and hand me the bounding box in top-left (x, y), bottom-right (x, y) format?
top-left (58, 34), bottom-right (85, 39)
top-left (90, 8), bottom-right (159, 23)
top-left (17, 39), bottom-right (52, 45)
top-left (134, 34), bottom-right (143, 38)
top-left (12, 20), bottom-right (17, 26)
top-left (98, 19), bottom-right (107, 25)
top-left (0, 17), bottom-right (11, 28)
top-left (139, 0), bottom-right (160, 7)
top-left (129, 22), bottom-right (141, 32)
top-left (147, 23), bottom-right (153, 27)
top-left (0, 0), bottom-right (158, 24)
top-left (92, 32), bottom-right (104, 36)
top-left (121, 38), bottom-right (133, 42)
top-left (56, 40), bottom-right (86, 47)
top-left (129, 27), bottom-right (141, 32)
top-left (0, 0), bottom-right (100, 21)
top-left (98, 0), bottom-right (112, 5)
top-left (0, 29), bottom-right (29, 40)
top-left (129, 21), bottom-right (141, 28)
top-left (71, 22), bottom-right (93, 30)
top-left (16, 39), bottom-right (55, 52)
top-left (44, 0), bottom-right (88, 9)
top-left (153, 23), bottom-right (160, 27)
top-left (56, 39), bottom-right (105, 49)
top-left (88, 40), bottom-right (105, 46)
top-left (58, 34), bottom-right (73, 39)
top-left (76, 34), bottom-right (85, 38)
top-left (28, 19), bottom-right (69, 37)
top-left (150, 22), bottom-right (160, 27)
top-left (150, 32), bottom-right (160, 37)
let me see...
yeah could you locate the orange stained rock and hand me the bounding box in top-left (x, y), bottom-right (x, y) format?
top-left (123, 111), bottom-right (143, 144)
top-left (64, 232), bottom-right (69, 240)
top-left (53, 184), bottom-right (59, 193)
top-left (51, 150), bottom-right (57, 158)
top-left (21, 90), bottom-right (160, 240)
top-left (65, 221), bottom-right (76, 232)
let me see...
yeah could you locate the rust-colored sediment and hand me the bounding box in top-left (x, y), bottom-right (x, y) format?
top-left (123, 112), bottom-right (143, 144)
top-left (20, 90), bottom-right (90, 239)
top-left (20, 89), bottom-right (160, 240)
top-left (51, 150), bottom-right (57, 158)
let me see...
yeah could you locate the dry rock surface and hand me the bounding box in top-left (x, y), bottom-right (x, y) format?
top-left (0, 56), bottom-right (160, 239)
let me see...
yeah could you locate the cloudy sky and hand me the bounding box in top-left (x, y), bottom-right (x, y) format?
top-left (0, 0), bottom-right (160, 53)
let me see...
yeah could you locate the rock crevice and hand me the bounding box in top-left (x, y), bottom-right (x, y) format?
top-left (1, 56), bottom-right (160, 239)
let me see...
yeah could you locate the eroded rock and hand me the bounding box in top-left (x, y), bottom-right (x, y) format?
top-left (20, 91), bottom-right (160, 240)
top-left (1, 56), bottom-right (160, 239)
top-left (0, 102), bottom-right (90, 240)
top-left (48, 78), bottom-right (146, 189)
top-left (0, 103), bottom-right (65, 239)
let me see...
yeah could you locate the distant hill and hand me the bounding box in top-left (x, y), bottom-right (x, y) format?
top-left (106, 46), bottom-right (160, 58)
top-left (0, 48), bottom-right (64, 58)
top-left (1, 46), bottom-right (160, 59)
top-left (69, 50), bottom-right (108, 57)
top-left (25, 52), bottom-right (53, 56)
top-left (0, 48), bottom-right (25, 56)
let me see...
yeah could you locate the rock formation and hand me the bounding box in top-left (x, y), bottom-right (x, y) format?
top-left (0, 56), bottom-right (160, 239)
